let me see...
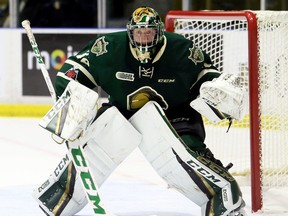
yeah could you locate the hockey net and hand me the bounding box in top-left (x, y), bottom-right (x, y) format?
top-left (165, 10), bottom-right (288, 213)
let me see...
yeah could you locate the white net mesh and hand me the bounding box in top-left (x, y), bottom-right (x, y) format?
top-left (172, 11), bottom-right (288, 188)
top-left (256, 11), bottom-right (288, 187)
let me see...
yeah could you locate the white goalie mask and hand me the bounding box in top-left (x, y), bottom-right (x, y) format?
top-left (127, 6), bottom-right (164, 64)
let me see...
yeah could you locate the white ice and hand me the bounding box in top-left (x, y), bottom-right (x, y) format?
top-left (0, 118), bottom-right (287, 216)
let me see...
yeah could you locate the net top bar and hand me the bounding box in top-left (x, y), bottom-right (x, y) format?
top-left (165, 10), bottom-right (256, 32)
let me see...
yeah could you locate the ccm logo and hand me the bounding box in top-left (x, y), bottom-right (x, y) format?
top-left (38, 180), bottom-right (50, 193)
top-left (158, 79), bottom-right (175, 83)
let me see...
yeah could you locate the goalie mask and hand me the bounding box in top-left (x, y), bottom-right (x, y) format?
top-left (127, 6), bottom-right (164, 64)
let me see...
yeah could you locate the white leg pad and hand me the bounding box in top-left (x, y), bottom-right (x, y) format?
top-left (34, 106), bottom-right (142, 216)
top-left (129, 101), bottom-right (209, 207)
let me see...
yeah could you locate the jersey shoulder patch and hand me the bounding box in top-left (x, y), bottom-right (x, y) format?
top-left (188, 44), bottom-right (204, 65)
top-left (91, 36), bottom-right (109, 56)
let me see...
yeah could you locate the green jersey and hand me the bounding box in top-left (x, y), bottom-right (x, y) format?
top-left (56, 31), bottom-right (220, 120)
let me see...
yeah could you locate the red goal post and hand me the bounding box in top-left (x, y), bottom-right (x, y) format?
top-left (165, 10), bottom-right (288, 213)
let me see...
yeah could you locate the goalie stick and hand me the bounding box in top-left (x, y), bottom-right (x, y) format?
top-left (21, 20), bottom-right (114, 216)
top-left (21, 20), bottom-right (57, 103)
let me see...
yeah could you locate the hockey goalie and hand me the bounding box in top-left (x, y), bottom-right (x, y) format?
top-left (33, 6), bottom-right (247, 216)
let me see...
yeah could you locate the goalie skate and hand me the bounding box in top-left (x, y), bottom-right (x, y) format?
top-left (227, 200), bottom-right (247, 216)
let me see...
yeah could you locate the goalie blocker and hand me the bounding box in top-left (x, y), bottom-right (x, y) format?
top-left (34, 82), bottom-right (246, 216)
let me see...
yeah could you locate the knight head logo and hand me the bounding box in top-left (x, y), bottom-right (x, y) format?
top-left (132, 7), bottom-right (156, 24)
